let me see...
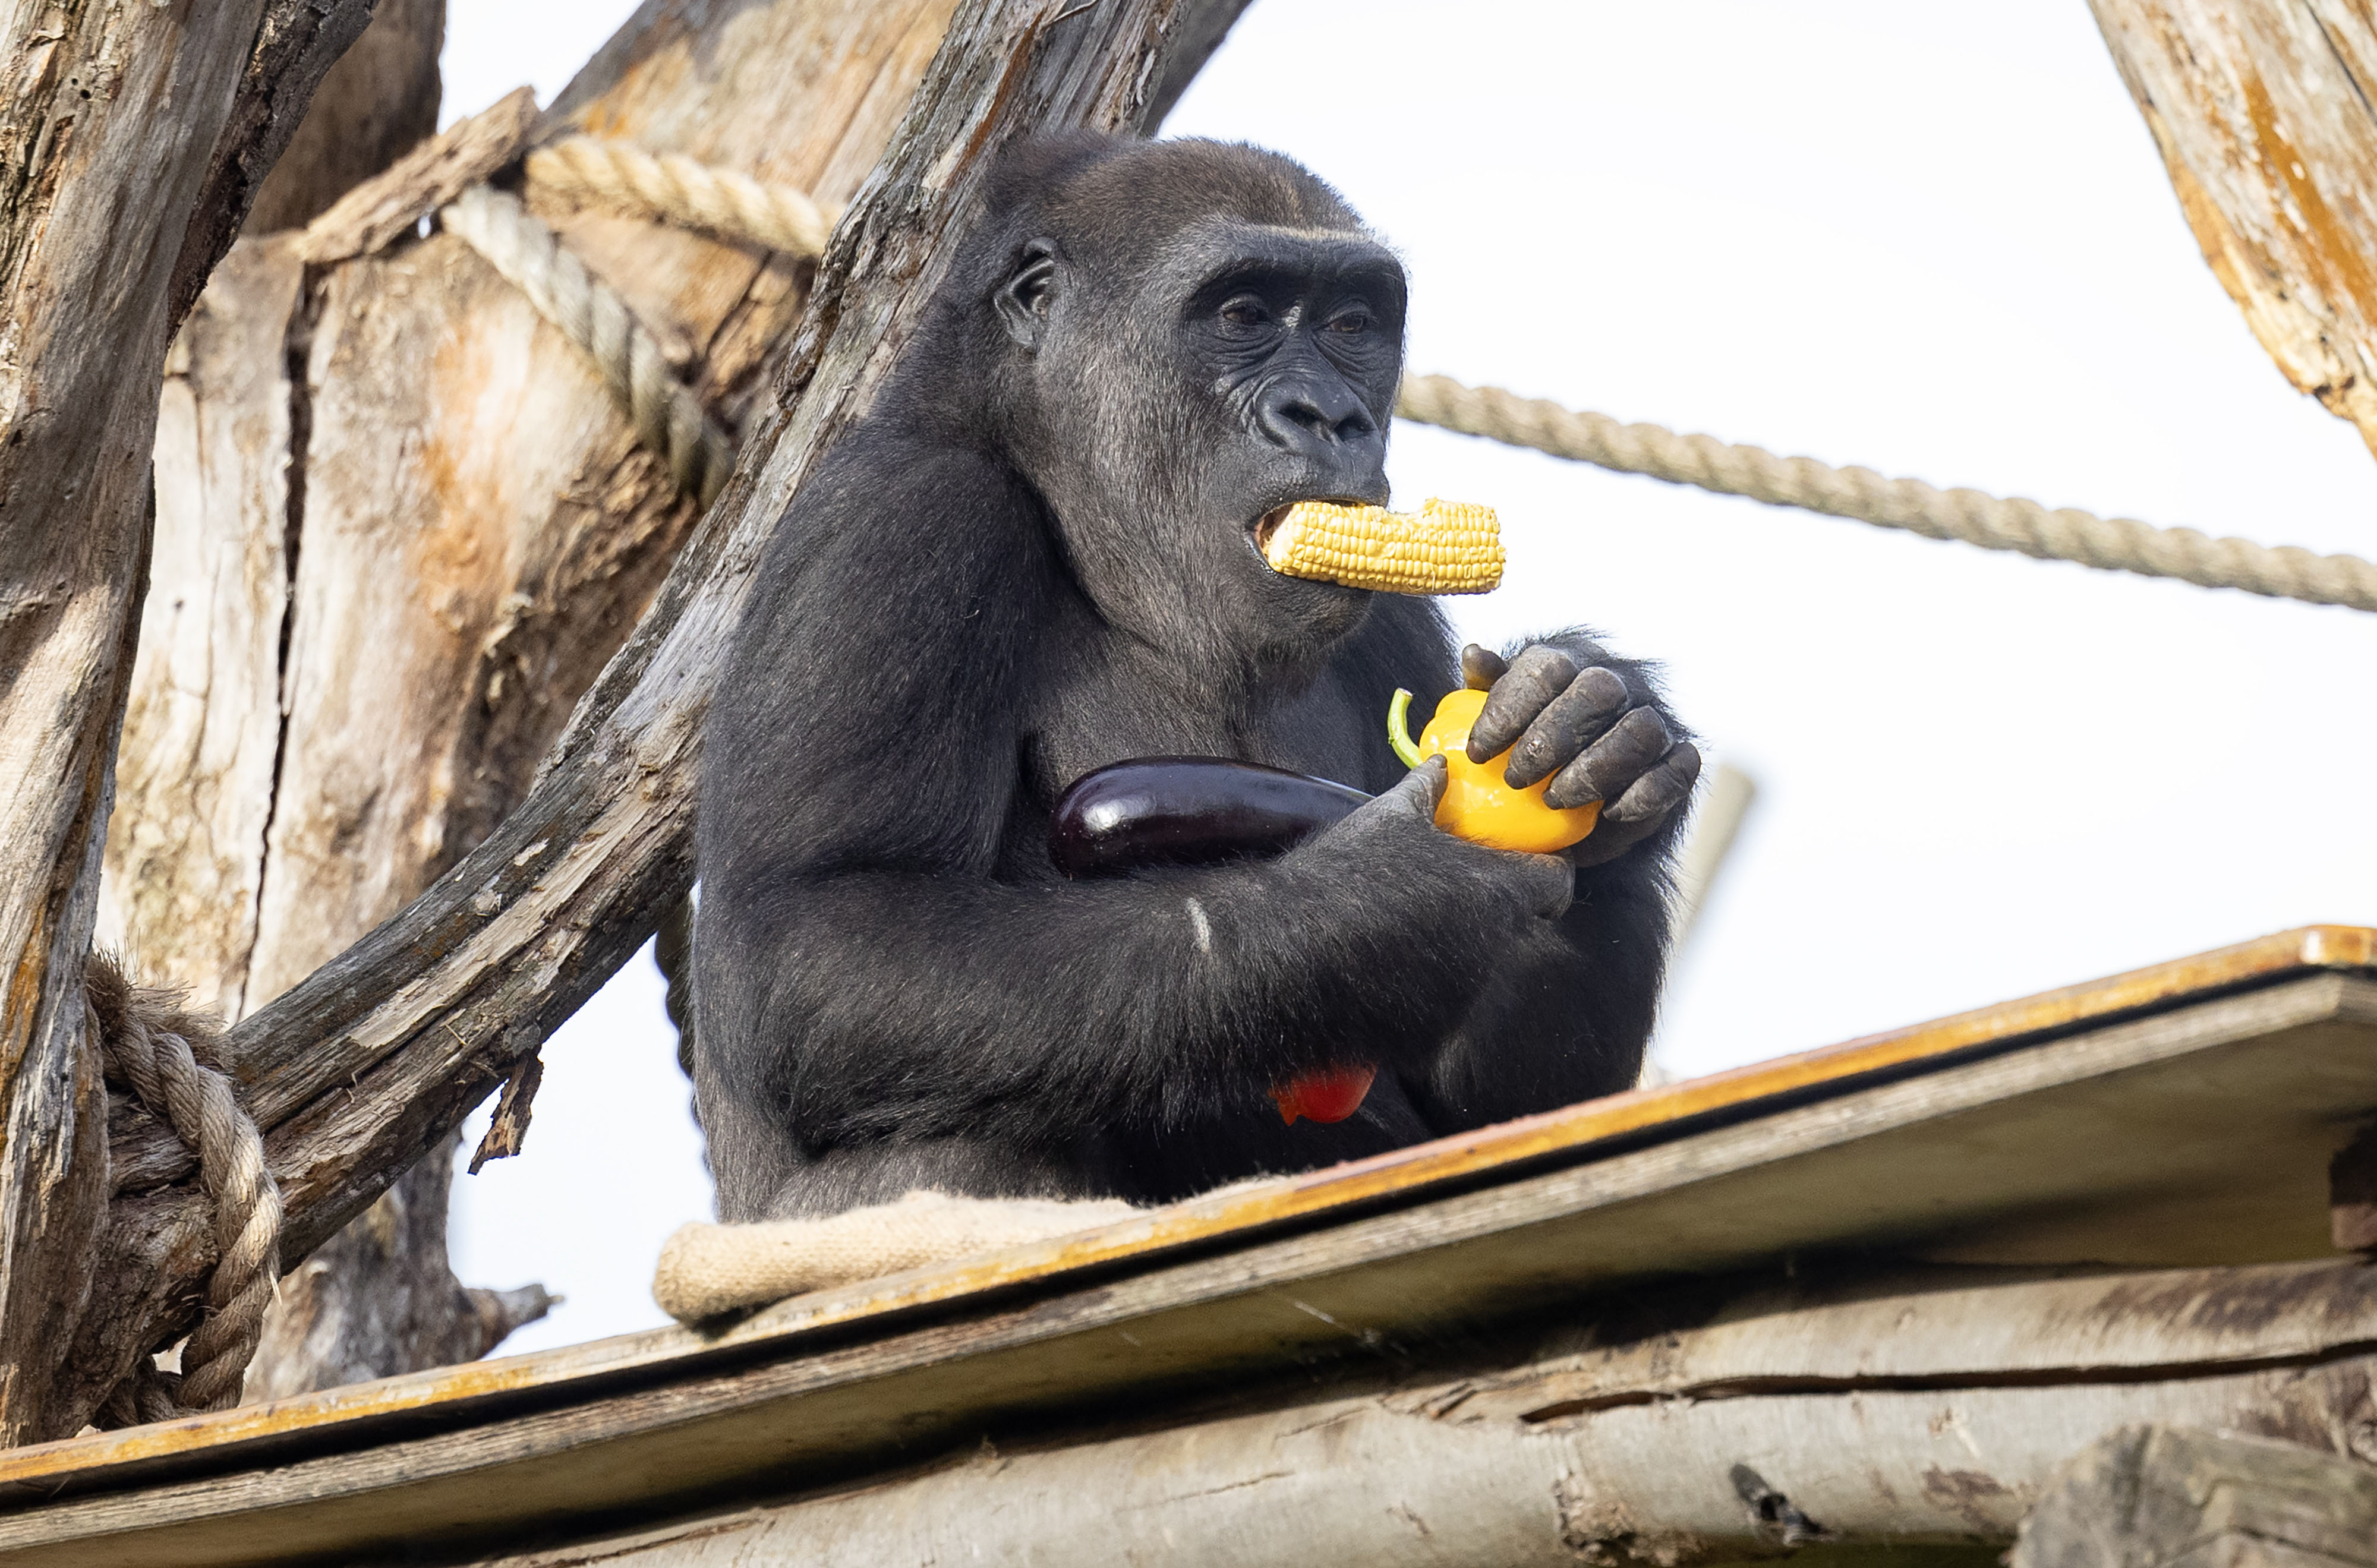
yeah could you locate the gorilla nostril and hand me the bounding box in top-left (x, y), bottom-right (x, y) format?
top-left (1259, 380), bottom-right (1375, 451)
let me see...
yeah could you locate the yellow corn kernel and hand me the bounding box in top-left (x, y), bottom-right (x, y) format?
top-left (1257, 497), bottom-right (1503, 594)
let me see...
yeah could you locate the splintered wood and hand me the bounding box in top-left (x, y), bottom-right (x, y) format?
top-left (2091, 1), bottom-right (2377, 456)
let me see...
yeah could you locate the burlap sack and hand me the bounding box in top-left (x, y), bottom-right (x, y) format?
top-left (652, 1189), bottom-right (1141, 1322)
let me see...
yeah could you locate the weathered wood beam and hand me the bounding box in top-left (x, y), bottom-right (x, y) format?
top-left (2012, 1425), bottom-right (2377, 1568)
top-left (458, 1262), bottom-right (2377, 1565)
top-left (0, 0), bottom-right (373, 1448)
top-left (172, 0), bottom-right (382, 323)
top-left (2091, 1), bottom-right (2377, 457)
top-left (8, 1258), bottom-right (2375, 1564)
top-left (58, 0), bottom-right (1249, 1438)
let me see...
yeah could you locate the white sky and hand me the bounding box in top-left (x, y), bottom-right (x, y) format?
top-left (443, 1), bottom-right (2377, 1355)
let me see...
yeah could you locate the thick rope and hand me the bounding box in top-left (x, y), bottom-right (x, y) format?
top-left (1396, 374), bottom-right (2377, 614)
top-left (101, 1007), bottom-right (283, 1415)
top-left (525, 135), bottom-right (840, 260)
top-left (481, 134), bottom-right (2377, 614)
top-left (440, 184), bottom-right (736, 507)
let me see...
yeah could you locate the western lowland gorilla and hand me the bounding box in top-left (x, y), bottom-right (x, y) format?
top-left (693, 134), bottom-right (1699, 1220)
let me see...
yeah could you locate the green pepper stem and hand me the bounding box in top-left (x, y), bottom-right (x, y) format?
top-left (1387, 688), bottom-right (1423, 768)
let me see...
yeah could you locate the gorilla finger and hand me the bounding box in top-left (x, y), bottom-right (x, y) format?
top-left (1460, 642), bottom-right (1509, 691)
top-left (1603, 742), bottom-right (1701, 831)
top-left (1503, 665), bottom-right (1631, 788)
top-left (1565, 813), bottom-right (1662, 869)
top-left (1543, 706), bottom-right (1672, 810)
top-left (1375, 753), bottom-right (1448, 822)
top-left (1492, 849), bottom-right (1576, 919)
top-left (1467, 645), bottom-right (1578, 763)
top-left (1566, 744), bottom-right (1700, 867)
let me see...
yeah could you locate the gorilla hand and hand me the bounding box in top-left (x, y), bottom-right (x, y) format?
top-left (1329, 755), bottom-right (1575, 920)
top-left (1458, 642), bottom-right (1701, 869)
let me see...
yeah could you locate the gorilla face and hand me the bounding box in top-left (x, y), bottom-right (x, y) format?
top-left (989, 158), bottom-right (1409, 680)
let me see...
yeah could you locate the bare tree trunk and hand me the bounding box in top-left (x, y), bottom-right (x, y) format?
top-left (245, 0), bottom-right (443, 236)
top-left (0, 0), bottom-right (373, 1449)
top-left (103, 0), bottom-right (969, 1402)
top-left (2091, 1), bottom-right (2377, 458)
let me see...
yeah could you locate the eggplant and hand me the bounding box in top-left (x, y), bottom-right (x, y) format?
top-left (1048, 757), bottom-right (1370, 878)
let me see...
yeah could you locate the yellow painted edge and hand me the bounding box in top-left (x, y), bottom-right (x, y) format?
top-left (8, 923), bottom-right (2369, 1488)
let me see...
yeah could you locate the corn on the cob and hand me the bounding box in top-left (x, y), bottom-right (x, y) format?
top-left (1258, 497), bottom-right (1503, 594)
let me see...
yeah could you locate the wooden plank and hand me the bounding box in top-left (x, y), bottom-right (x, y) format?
top-left (31, 939), bottom-right (2377, 1460)
top-left (482, 1356), bottom-right (2377, 1566)
top-left (0, 953), bottom-right (2370, 1560)
top-left (458, 1329), bottom-right (2377, 1566)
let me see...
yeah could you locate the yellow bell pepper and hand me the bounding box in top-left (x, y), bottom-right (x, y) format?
top-left (1388, 687), bottom-right (1601, 854)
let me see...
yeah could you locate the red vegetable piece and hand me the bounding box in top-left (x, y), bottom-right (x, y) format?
top-left (1270, 1064), bottom-right (1377, 1125)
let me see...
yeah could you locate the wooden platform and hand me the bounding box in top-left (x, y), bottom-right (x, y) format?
top-left (2, 926), bottom-right (2373, 1566)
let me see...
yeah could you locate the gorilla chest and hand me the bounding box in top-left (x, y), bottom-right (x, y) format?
top-left (1026, 665), bottom-right (1372, 804)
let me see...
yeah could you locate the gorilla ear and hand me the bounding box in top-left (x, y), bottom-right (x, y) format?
top-left (995, 238), bottom-right (1061, 351)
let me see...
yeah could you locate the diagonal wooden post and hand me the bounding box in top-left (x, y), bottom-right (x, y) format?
top-left (0, 0), bottom-right (376, 1446)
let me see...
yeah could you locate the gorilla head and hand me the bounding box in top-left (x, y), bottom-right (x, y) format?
top-left (937, 136), bottom-right (1410, 674)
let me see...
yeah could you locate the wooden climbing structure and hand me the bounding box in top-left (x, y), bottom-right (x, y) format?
top-left (2, 926), bottom-right (2373, 1562)
top-left (5, 1), bottom-right (2377, 1563)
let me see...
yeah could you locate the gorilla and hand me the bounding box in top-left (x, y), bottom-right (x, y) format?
top-left (693, 134), bottom-right (1699, 1221)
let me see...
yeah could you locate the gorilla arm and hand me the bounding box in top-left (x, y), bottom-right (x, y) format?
top-left (1399, 632), bottom-right (1700, 1132)
top-left (713, 764), bottom-right (1569, 1138)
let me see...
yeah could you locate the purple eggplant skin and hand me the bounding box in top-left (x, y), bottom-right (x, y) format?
top-left (1049, 757), bottom-right (1372, 878)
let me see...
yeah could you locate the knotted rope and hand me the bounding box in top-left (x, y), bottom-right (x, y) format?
top-left (87, 961), bottom-right (282, 1418)
top-left (440, 185), bottom-right (736, 507)
top-left (525, 135), bottom-right (841, 260)
top-left (1394, 375), bottom-right (2377, 614)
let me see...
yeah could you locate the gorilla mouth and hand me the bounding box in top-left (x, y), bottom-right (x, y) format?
top-left (1250, 499), bottom-right (1364, 570)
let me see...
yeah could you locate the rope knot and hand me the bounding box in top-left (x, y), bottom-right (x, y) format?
top-left (86, 955), bottom-right (283, 1420)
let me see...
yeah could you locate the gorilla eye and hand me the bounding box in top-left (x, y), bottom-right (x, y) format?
top-left (1325, 308), bottom-right (1375, 334)
top-left (1219, 297), bottom-right (1270, 327)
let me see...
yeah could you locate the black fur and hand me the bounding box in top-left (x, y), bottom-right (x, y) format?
top-left (693, 135), bottom-right (1689, 1220)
